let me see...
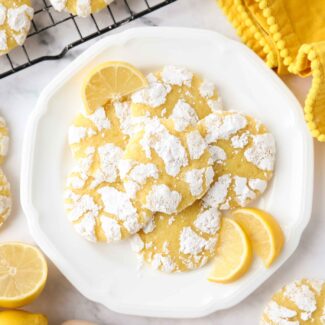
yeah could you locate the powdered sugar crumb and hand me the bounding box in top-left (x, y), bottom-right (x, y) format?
top-left (186, 130), bottom-right (207, 160)
top-left (145, 184), bottom-right (181, 214)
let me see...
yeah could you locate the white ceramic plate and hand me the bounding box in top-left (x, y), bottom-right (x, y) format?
top-left (21, 27), bottom-right (313, 318)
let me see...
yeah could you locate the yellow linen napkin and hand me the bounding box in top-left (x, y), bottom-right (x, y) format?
top-left (218, 0), bottom-right (325, 141)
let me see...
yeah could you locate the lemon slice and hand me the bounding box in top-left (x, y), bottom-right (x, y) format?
top-left (0, 310), bottom-right (48, 325)
top-left (0, 242), bottom-right (48, 308)
top-left (208, 218), bottom-right (253, 284)
top-left (82, 61), bottom-right (148, 113)
top-left (232, 208), bottom-right (284, 268)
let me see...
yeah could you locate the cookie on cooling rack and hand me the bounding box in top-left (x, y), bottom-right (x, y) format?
top-left (50, 0), bottom-right (113, 17)
top-left (0, 0), bottom-right (34, 56)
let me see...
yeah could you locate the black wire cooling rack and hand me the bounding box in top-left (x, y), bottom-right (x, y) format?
top-left (0, 0), bottom-right (177, 79)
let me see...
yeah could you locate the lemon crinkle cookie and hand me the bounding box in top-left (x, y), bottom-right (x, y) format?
top-left (261, 279), bottom-right (325, 324)
top-left (130, 65), bottom-right (223, 124)
top-left (0, 0), bottom-right (34, 56)
top-left (65, 101), bottom-right (153, 242)
top-left (0, 168), bottom-right (11, 227)
top-left (50, 0), bottom-right (113, 17)
top-left (198, 111), bottom-right (276, 210)
top-left (0, 117), bottom-right (9, 164)
top-left (132, 201), bottom-right (221, 272)
top-left (120, 117), bottom-right (214, 215)
top-left (64, 154), bottom-right (152, 243)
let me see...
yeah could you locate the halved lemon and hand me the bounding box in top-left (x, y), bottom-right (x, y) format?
top-left (82, 61), bottom-right (148, 113)
top-left (208, 218), bottom-right (253, 284)
top-left (0, 242), bottom-right (48, 308)
top-left (232, 208), bottom-right (284, 268)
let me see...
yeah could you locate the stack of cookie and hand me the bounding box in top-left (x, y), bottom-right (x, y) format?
top-left (64, 63), bottom-right (276, 273)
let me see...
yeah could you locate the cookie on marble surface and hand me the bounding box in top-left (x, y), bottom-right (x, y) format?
top-left (130, 65), bottom-right (223, 126)
top-left (120, 117), bottom-right (214, 215)
top-left (261, 279), bottom-right (325, 324)
top-left (64, 155), bottom-right (153, 243)
top-left (50, 0), bottom-right (113, 17)
top-left (198, 111), bottom-right (276, 210)
top-left (0, 117), bottom-right (9, 164)
top-left (132, 200), bottom-right (221, 272)
top-left (0, 0), bottom-right (33, 56)
top-left (0, 168), bottom-right (11, 227)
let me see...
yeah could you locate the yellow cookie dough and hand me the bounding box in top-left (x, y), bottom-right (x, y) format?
top-left (198, 111), bottom-right (276, 210)
top-left (0, 168), bottom-right (11, 227)
top-left (132, 200), bottom-right (221, 272)
top-left (130, 65), bottom-right (222, 127)
top-left (261, 279), bottom-right (325, 324)
top-left (0, 0), bottom-right (33, 56)
top-left (120, 117), bottom-right (214, 215)
top-left (0, 117), bottom-right (9, 164)
top-left (50, 0), bottom-right (113, 17)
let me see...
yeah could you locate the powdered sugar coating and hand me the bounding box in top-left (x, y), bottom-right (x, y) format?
top-left (76, 0), bottom-right (91, 17)
top-left (199, 79), bottom-right (215, 98)
top-left (50, 0), bottom-right (67, 11)
top-left (244, 133), bottom-right (276, 171)
top-left (49, 0), bottom-right (113, 16)
top-left (86, 106), bottom-right (111, 131)
top-left (0, 30), bottom-right (6, 51)
top-left (186, 130), bottom-right (208, 160)
top-left (140, 118), bottom-right (188, 176)
top-left (0, 4), bottom-right (6, 25)
top-left (185, 168), bottom-right (205, 196)
top-left (170, 99), bottom-right (199, 132)
top-left (208, 145), bottom-right (227, 164)
top-left (249, 178), bottom-right (267, 193)
top-left (263, 301), bottom-right (298, 325)
top-left (194, 207), bottom-right (220, 235)
top-left (179, 227), bottom-right (208, 255)
top-left (203, 112), bottom-right (247, 143)
top-left (208, 98), bottom-right (223, 112)
top-left (145, 184), bottom-right (181, 214)
top-left (100, 216), bottom-right (121, 241)
top-left (233, 176), bottom-right (256, 206)
top-left (128, 163), bottom-right (159, 185)
top-left (203, 174), bottom-right (232, 209)
top-left (161, 65), bottom-right (193, 87)
top-left (284, 282), bottom-right (316, 321)
top-left (131, 76), bottom-right (171, 108)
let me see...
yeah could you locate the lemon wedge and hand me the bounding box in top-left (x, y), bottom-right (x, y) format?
top-left (208, 218), bottom-right (253, 284)
top-left (232, 208), bottom-right (284, 268)
top-left (82, 61), bottom-right (148, 113)
top-left (0, 242), bottom-right (48, 308)
top-left (0, 310), bottom-right (48, 325)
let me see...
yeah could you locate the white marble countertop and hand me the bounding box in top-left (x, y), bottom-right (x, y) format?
top-left (0, 0), bottom-right (324, 324)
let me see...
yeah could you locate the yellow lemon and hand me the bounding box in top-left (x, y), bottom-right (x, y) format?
top-left (232, 208), bottom-right (284, 268)
top-left (0, 242), bottom-right (48, 308)
top-left (208, 218), bottom-right (253, 284)
top-left (0, 310), bottom-right (47, 325)
top-left (82, 61), bottom-right (148, 113)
